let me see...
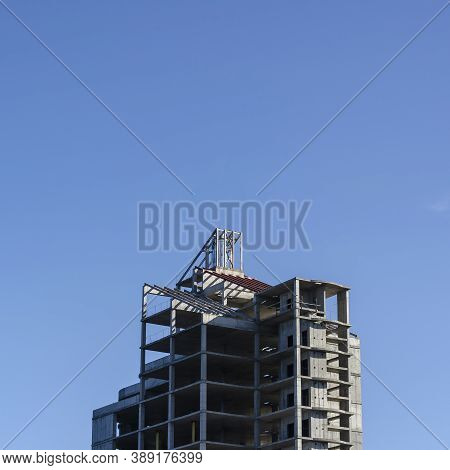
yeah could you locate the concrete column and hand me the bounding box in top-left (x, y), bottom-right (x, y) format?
top-left (222, 284), bottom-right (228, 306)
top-left (138, 286), bottom-right (147, 450)
top-left (168, 365), bottom-right (175, 449)
top-left (167, 308), bottom-right (176, 449)
top-left (337, 290), bottom-right (349, 324)
top-left (192, 268), bottom-right (199, 294)
top-left (349, 336), bottom-right (362, 449)
top-left (315, 285), bottom-right (326, 313)
top-left (199, 322), bottom-right (207, 449)
top-left (337, 290), bottom-right (352, 445)
top-left (253, 300), bottom-right (261, 448)
top-left (293, 279), bottom-right (302, 450)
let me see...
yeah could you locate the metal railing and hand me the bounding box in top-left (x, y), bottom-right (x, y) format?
top-left (263, 300), bottom-right (322, 316)
top-left (144, 354), bottom-right (184, 372)
top-left (146, 327), bottom-right (185, 344)
top-left (145, 299), bottom-right (172, 318)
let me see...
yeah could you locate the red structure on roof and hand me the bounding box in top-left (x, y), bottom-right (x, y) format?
top-left (203, 269), bottom-right (271, 293)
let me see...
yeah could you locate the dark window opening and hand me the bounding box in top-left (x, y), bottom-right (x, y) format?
top-left (286, 363), bottom-right (294, 378)
top-left (301, 359), bottom-right (309, 376)
top-left (287, 335), bottom-right (293, 348)
top-left (302, 419), bottom-right (310, 438)
top-left (301, 389), bottom-right (310, 407)
top-left (301, 330), bottom-right (308, 346)
top-left (286, 297), bottom-right (292, 311)
top-left (287, 393), bottom-right (294, 407)
top-left (287, 422), bottom-right (294, 439)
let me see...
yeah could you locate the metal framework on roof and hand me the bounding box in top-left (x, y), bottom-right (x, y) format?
top-left (176, 228), bottom-right (243, 288)
top-left (144, 284), bottom-right (249, 321)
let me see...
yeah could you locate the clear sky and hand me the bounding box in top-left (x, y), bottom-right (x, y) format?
top-left (1, 0), bottom-right (449, 450)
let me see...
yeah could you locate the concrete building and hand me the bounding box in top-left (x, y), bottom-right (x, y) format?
top-left (92, 229), bottom-right (362, 450)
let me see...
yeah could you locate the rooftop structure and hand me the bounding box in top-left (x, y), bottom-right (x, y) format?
top-left (92, 228), bottom-right (362, 450)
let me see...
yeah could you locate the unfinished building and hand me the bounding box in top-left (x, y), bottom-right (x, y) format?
top-left (92, 228), bottom-right (362, 450)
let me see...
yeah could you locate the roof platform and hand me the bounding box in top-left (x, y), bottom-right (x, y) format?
top-left (257, 277), bottom-right (350, 299)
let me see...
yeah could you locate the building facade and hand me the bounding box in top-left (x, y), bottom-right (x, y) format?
top-left (92, 229), bottom-right (362, 450)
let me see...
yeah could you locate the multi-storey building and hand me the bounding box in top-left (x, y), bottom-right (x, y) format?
top-left (92, 229), bottom-right (362, 450)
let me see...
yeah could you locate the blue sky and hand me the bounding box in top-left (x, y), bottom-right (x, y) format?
top-left (0, 0), bottom-right (449, 449)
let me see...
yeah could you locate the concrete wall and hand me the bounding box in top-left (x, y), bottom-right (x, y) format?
top-left (92, 414), bottom-right (115, 449)
top-left (349, 335), bottom-right (363, 449)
